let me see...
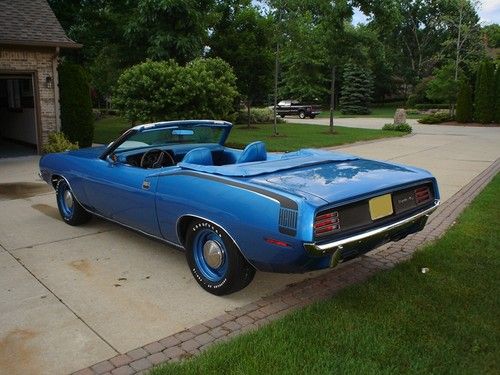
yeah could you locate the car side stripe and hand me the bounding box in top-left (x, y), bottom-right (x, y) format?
top-left (171, 171), bottom-right (299, 210)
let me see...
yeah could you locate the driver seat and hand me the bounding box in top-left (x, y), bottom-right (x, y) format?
top-left (182, 147), bottom-right (214, 165)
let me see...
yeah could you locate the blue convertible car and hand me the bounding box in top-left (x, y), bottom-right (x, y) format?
top-left (39, 120), bottom-right (440, 295)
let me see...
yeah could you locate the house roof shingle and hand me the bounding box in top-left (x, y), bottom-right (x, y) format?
top-left (0, 0), bottom-right (81, 48)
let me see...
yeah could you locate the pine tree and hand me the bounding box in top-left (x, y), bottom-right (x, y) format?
top-left (494, 65), bottom-right (500, 124)
top-left (474, 60), bottom-right (495, 124)
top-left (456, 80), bottom-right (473, 123)
top-left (340, 63), bottom-right (374, 115)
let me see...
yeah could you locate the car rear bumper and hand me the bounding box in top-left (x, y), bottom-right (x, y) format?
top-left (303, 200), bottom-right (440, 263)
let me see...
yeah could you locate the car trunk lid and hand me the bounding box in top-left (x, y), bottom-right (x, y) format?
top-left (246, 158), bottom-right (433, 206)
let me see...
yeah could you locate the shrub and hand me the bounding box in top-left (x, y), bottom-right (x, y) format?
top-left (382, 123), bottom-right (413, 133)
top-left (235, 107), bottom-right (284, 124)
top-left (474, 60), bottom-right (495, 123)
top-left (59, 62), bottom-right (94, 147)
top-left (113, 58), bottom-right (239, 124)
top-left (42, 132), bottom-right (79, 153)
top-left (340, 63), bottom-right (374, 115)
top-left (418, 112), bottom-right (454, 124)
top-left (414, 103), bottom-right (449, 110)
top-left (456, 80), bottom-right (473, 123)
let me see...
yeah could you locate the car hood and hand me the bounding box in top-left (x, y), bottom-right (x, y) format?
top-left (247, 159), bottom-right (435, 205)
top-left (66, 146), bottom-right (107, 159)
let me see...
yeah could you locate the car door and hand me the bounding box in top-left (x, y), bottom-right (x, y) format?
top-left (83, 158), bottom-right (161, 236)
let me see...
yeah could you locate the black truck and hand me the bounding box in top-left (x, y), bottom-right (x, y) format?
top-left (275, 100), bottom-right (322, 119)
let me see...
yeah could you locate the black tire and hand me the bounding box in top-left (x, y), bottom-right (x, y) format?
top-left (298, 111), bottom-right (306, 119)
top-left (309, 115), bottom-right (316, 119)
top-left (185, 219), bottom-right (256, 295)
top-left (280, 114), bottom-right (285, 118)
top-left (55, 179), bottom-right (92, 226)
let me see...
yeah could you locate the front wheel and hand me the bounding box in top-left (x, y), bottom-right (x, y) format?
top-left (298, 111), bottom-right (306, 119)
top-left (185, 220), bottom-right (255, 295)
top-left (56, 179), bottom-right (91, 226)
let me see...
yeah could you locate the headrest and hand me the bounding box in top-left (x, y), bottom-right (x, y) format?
top-left (237, 141), bottom-right (267, 164)
top-left (182, 147), bottom-right (213, 165)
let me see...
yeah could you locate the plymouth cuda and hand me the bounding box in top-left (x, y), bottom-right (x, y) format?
top-left (39, 120), bottom-right (440, 295)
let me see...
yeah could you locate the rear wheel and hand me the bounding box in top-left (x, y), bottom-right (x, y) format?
top-left (298, 111), bottom-right (306, 119)
top-left (309, 115), bottom-right (316, 119)
top-left (56, 179), bottom-right (91, 226)
top-left (185, 219), bottom-right (255, 295)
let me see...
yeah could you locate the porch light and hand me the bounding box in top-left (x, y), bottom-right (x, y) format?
top-left (45, 75), bottom-right (53, 89)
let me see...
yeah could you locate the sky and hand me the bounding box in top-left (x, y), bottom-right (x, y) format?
top-left (352, 1), bottom-right (500, 25)
top-left (479, 0), bottom-right (500, 24)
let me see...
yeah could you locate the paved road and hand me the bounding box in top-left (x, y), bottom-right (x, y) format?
top-left (0, 120), bottom-right (498, 374)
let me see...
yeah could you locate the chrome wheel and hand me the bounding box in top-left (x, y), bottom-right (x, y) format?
top-left (203, 240), bottom-right (224, 269)
top-left (63, 190), bottom-right (74, 210)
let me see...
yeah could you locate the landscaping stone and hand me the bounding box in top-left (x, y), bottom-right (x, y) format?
top-left (394, 108), bottom-right (407, 124)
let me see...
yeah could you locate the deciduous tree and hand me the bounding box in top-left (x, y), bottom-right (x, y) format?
top-left (209, 2), bottom-right (274, 128)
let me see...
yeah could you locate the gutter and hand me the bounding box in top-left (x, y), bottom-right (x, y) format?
top-left (52, 46), bottom-right (61, 132)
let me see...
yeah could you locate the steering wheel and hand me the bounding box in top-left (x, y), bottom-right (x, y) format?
top-left (140, 149), bottom-right (175, 168)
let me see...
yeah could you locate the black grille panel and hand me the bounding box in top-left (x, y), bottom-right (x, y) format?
top-left (314, 182), bottom-right (434, 241)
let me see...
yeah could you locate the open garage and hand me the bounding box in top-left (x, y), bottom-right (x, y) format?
top-left (0, 0), bottom-right (79, 158)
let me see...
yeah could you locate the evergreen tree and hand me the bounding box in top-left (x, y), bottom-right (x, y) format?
top-left (59, 62), bottom-right (94, 147)
top-left (494, 65), bottom-right (500, 123)
top-left (456, 79), bottom-right (473, 122)
top-left (474, 60), bottom-right (495, 123)
top-left (339, 63), bottom-right (374, 115)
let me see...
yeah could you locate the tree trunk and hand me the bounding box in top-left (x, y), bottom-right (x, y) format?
top-left (454, 3), bottom-right (463, 82)
top-left (273, 42), bottom-right (279, 136)
top-left (247, 99), bottom-right (251, 129)
top-left (329, 66), bottom-right (336, 134)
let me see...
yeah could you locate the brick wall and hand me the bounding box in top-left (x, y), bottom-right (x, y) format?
top-left (0, 47), bottom-right (59, 150)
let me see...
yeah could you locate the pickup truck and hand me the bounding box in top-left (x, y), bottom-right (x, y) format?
top-left (275, 100), bottom-right (322, 119)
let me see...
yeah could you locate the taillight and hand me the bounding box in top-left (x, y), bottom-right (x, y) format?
top-left (415, 186), bottom-right (431, 204)
top-left (314, 211), bottom-right (340, 237)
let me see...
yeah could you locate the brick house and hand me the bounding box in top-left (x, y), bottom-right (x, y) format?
top-left (0, 0), bottom-right (80, 156)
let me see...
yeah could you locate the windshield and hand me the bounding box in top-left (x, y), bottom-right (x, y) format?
top-left (116, 125), bottom-right (224, 151)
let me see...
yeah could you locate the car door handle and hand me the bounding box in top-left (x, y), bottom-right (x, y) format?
top-left (142, 181), bottom-right (150, 190)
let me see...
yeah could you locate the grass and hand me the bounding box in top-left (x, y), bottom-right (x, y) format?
top-left (151, 174), bottom-right (500, 375)
top-left (93, 116), bottom-right (131, 144)
top-left (93, 116), bottom-right (404, 151)
top-left (317, 105), bottom-right (423, 119)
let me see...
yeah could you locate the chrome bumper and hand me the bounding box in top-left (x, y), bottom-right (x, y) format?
top-left (303, 200), bottom-right (440, 260)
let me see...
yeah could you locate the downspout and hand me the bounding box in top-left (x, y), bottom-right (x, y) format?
top-left (52, 46), bottom-right (61, 131)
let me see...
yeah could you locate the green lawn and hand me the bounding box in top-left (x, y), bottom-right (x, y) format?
top-left (317, 105), bottom-right (422, 119)
top-left (93, 116), bottom-right (131, 144)
top-left (93, 116), bottom-right (404, 152)
top-left (151, 175), bottom-right (500, 375)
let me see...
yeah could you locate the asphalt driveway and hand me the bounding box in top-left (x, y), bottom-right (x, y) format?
top-left (0, 120), bottom-right (499, 374)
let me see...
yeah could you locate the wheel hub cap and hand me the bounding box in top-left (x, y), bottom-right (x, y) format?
top-left (63, 190), bottom-right (73, 209)
top-left (203, 240), bottom-right (223, 269)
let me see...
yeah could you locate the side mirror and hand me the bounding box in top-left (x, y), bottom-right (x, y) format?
top-left (107, 153), bottom-right (119, 164)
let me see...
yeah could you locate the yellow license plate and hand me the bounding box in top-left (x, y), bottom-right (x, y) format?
top-left (369, 194), bottom-right (394, 220)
